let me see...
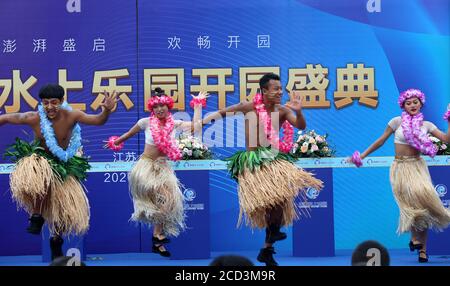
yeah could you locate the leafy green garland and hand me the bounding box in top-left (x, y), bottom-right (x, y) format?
top-left (4, 138), bottom-right (90, 181)
top-left (225, 147), bottom-right (297, 180)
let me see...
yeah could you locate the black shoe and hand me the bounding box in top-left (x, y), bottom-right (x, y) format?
top-left (152, 236), bottom-right (171, 244)
top-left (409, 241), bottom-right (423, 252)
top-left (50, 236), bottom-right (64, 261)
top-left (152, 244), bottom-right (171, 257)
top-left (265, 225), bottom-right (287, 244)
top-left (418, 250), bottom-right (428, 263)
top-left (26, 214), bottom-right (45, 235)
top-left (257, 247), bottom-right (278, 266)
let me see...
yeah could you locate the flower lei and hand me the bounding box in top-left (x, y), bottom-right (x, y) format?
top-left (149, 113), bottom-right (182, 161)
top-left (401, 111), bottom-right (437, 157)
top-left (38, 101), bottom-right (82, 162)
top-left (253, 93), bottom-right (294, 153)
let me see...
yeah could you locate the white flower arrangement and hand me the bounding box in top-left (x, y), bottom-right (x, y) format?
top-left (429, 135), bottom-right (449, 155)
top-left (291, 130), bottom-right (335, 158)
top-left (176, 134), bottom-right (213, 160)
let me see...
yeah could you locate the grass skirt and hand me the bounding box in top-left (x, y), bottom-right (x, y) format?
top-left (10, 154), bottom-right (90, 236)
top-left (226, 148), bottom-right (323, 229)
top-left (390, 156), bottom-right (450, 233)
top-left (128, 155), bottom-right (186, 237)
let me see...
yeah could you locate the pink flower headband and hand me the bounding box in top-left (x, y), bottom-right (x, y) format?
top-left (147, 95), bottom-right (174, 111)
top-left (398, 89), bottom-right (425, 108)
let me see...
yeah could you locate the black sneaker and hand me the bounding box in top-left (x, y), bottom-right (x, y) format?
top-left (50, 236), bottom-right (64, 261)
top-left (257, 247), bottom-right (278, 266)
top-left (265, 225), bottom-right (287, 244)
top-left (26, 214), bottom-right (45, 235)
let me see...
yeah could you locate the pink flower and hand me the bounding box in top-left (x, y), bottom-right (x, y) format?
top-left (106, 136), bottom-right (124, 151)
top-left (301, 145), bottom-right (308, 153)
top-left (351, 151), bottom-right (363, 167)
top-left (311, 144), bottom-right (319, 152)
top-left (189, 97), bottom-right (207, 109)
top-left (444, 110), bottom-right (450, 121)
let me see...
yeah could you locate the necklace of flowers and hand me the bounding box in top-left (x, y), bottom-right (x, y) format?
top-left (149, 113), bottom-right (182, 161)
top-left (401, 111), bottom-right (437, 157)
top-left (38, 101), bottom-right (82, 162)
top-left (253, 93), bottom-right (294, 153)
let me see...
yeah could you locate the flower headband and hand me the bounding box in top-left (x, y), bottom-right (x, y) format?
top-left (398, 89), bottom-right (425, 108)
top-left (147, 94), bottom-right (174, 111)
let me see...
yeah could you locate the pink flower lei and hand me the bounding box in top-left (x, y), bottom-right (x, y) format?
top-left (398, 89), bottom-right (437, 157)
top-left (253, 93), bottom-right (294, 153)
top-left (149, 113), bottom-right (182, 161)
top-left (401, 111), bottom-right (437, 157)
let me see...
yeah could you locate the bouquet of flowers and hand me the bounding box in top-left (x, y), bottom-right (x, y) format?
top-left (290, 130), bottom-right (335, 158)
top-left (429, 135), bottom-right (449, 155)
top-left (176, 134), bottom-right (213, 160)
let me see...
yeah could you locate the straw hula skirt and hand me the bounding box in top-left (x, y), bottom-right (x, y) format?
top-left (226, 147), bottom-right (323, 229)
top-left (390, 156), bottom-right (450, 234)
top-left (7, 139), bottom-right (90, 236)
top-left (128, 154), bottom-right (186, 237)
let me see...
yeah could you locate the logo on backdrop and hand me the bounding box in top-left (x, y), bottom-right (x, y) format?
top-left (183, 188), bottom-right (197, 202)
top-left (66, 0), bottom-right (81, 13)
top-left (306, 187), bottom-right (320, 200)
top-left (183, 188), bottom-right (204, 211)
top-left (299, 187), bottom-right (328, 209)
top-left (435, 184), bottom-right (448, 198)
top-left (367, 0), bottom-right (381, 13)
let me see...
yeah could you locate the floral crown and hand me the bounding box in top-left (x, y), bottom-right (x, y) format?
top-left (398, 89), bottom-right (425, 108)
top-left (147, 94), bottom-right (174, 111)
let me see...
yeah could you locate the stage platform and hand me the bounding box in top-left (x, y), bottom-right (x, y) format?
top-left (1, 249), bottom-right (449, 266)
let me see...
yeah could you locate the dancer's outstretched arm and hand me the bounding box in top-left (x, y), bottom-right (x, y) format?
top-left (0, 111), bottom-right (37, 127)
top-left (72, 90), bottom-right (118, 126)
top-left (112, 124), bottom-right (141, 147)
top-left (202, 101), bottom-right (252, 125)
top-left (347, 126), bottom-right (393, 167)
top-left (430, 104), bottom-right (450, 143)
top-left (176, 91), bottom-right (209, 134)
top-left (359, 127), bottom-right (394, 160)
